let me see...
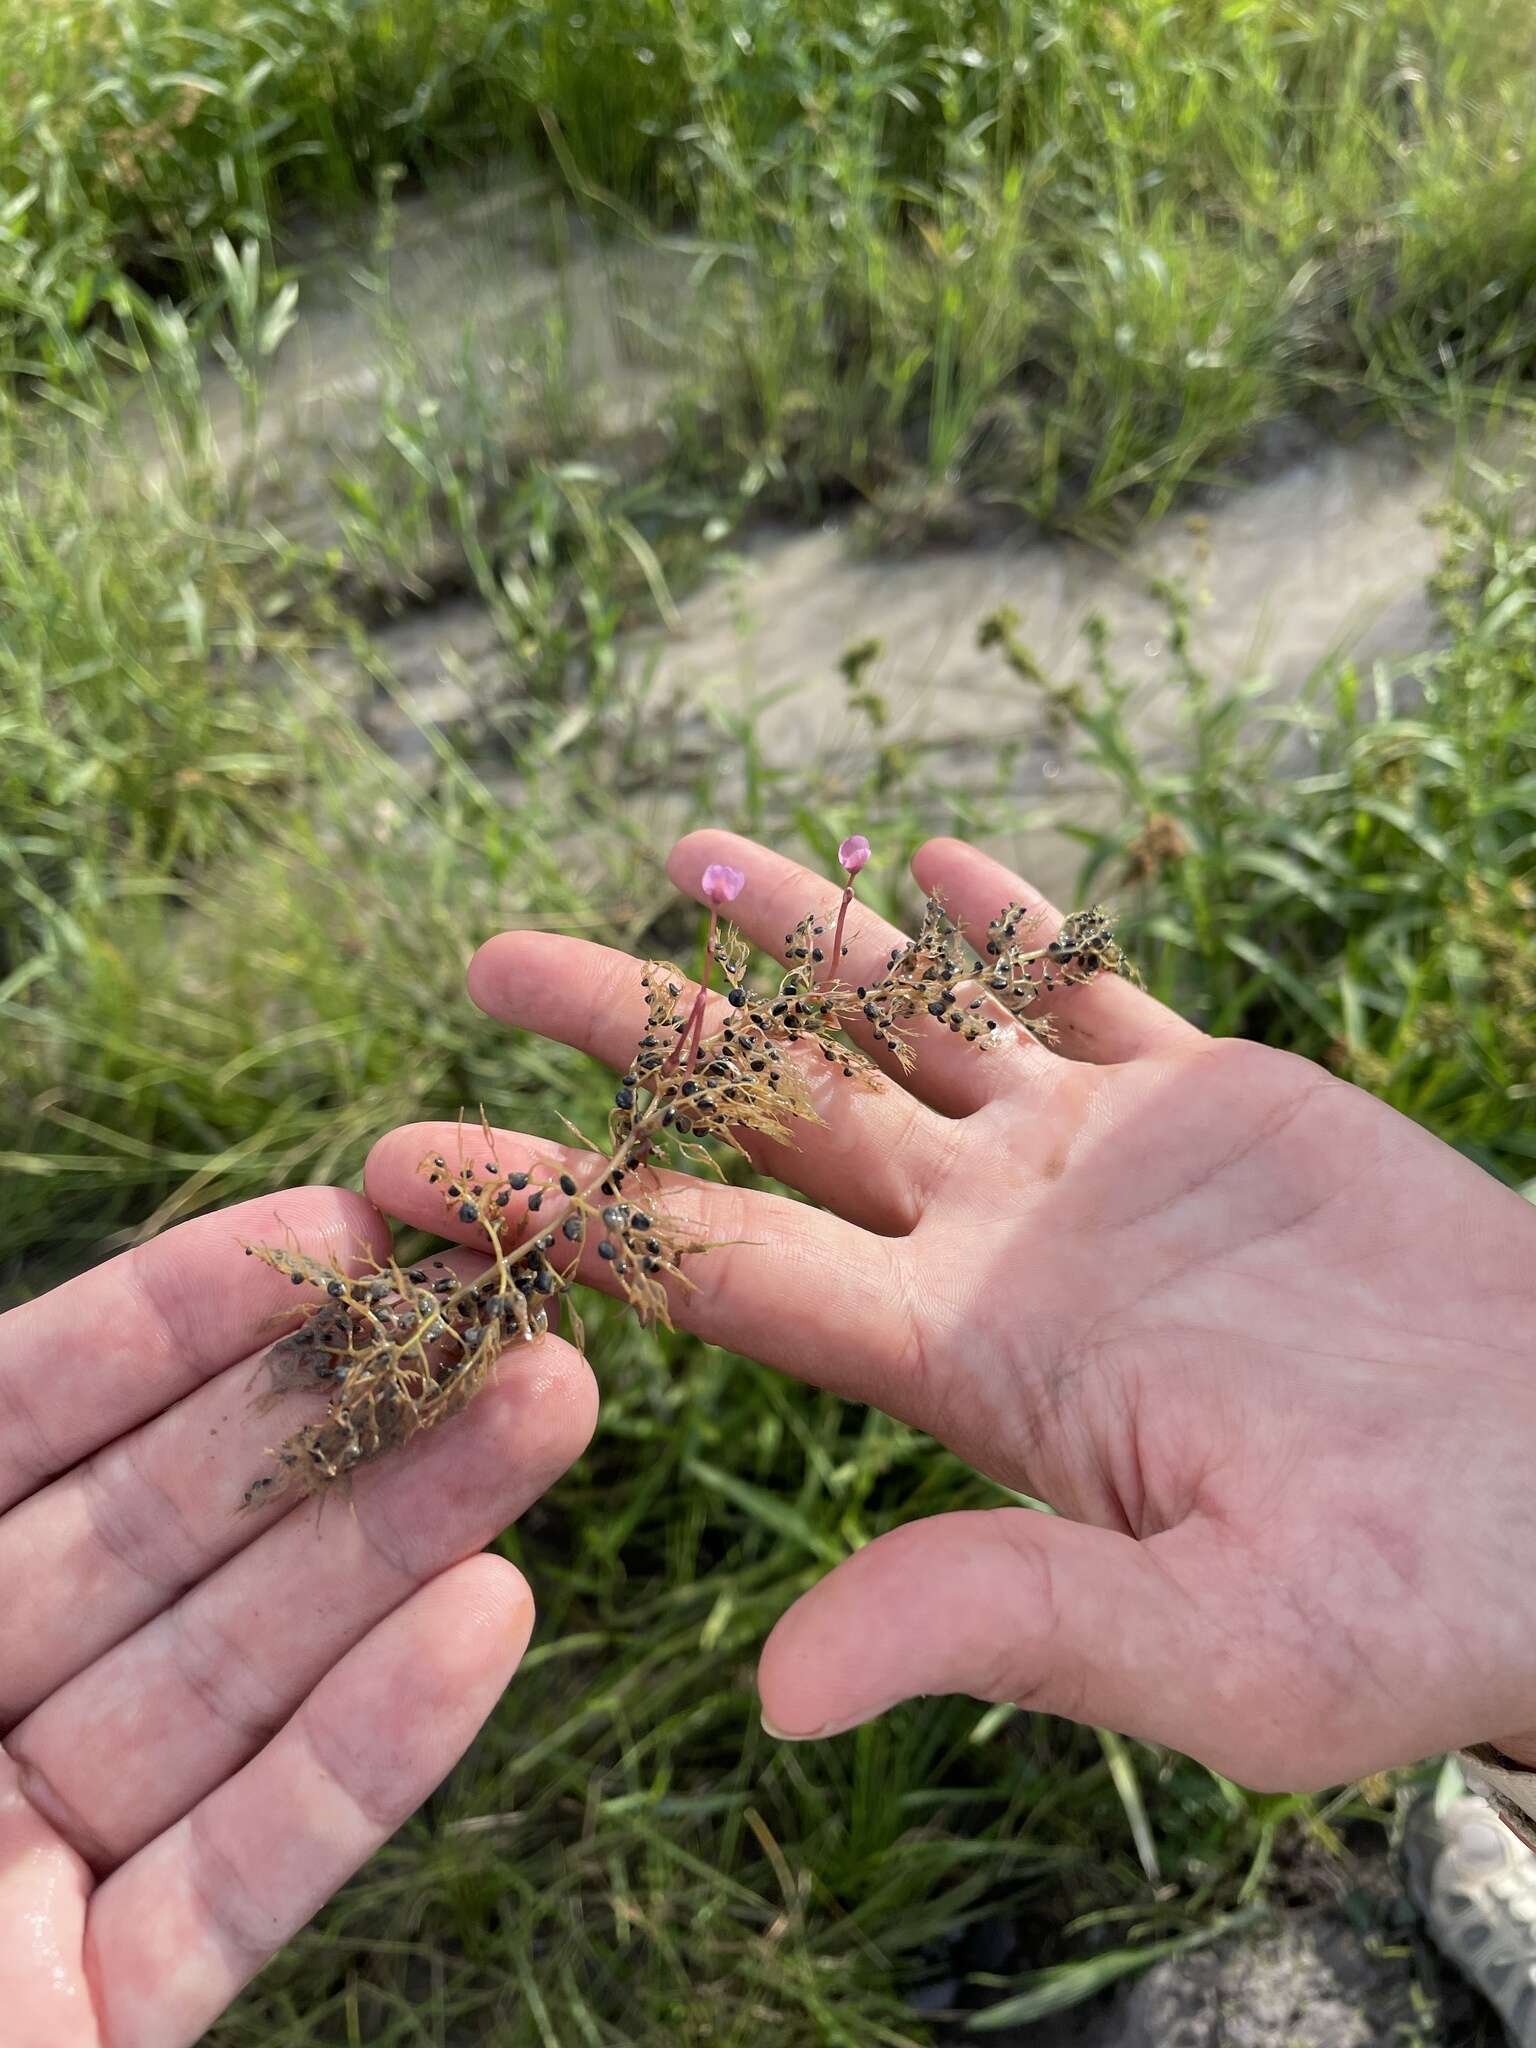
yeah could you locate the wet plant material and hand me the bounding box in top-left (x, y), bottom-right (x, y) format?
top-left (240, 842), bottom-right (1131, 1509)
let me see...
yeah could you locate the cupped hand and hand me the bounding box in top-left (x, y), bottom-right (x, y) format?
top-left (0, 1189), bottom-right (595, 2048)
top-left (367, 828), bottom-right (1536, 1793)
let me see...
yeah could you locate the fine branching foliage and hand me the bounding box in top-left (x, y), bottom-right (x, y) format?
top-left (241, 843), bottom-right (1131, 1509)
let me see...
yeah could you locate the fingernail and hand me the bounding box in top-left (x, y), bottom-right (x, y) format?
top-left (760, 1705), bottom-right (885, 1742)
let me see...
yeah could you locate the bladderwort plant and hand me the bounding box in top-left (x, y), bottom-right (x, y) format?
top-left (239, 838), bottom-right (1132, 1509)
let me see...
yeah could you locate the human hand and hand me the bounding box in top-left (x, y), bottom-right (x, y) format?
top-left (368, 828), bottom-right (1536, 1792)
top-left (0, 1189), bottom-right (595, 2048)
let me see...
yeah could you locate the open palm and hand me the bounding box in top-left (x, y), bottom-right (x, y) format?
top-left (0, 1189), bottom-right (594, 2048)
top-left (370, 828), bottom-right (1536, 1789)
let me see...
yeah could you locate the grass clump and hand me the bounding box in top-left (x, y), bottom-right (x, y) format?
top-left (0, 413), bottom-right (300, 977)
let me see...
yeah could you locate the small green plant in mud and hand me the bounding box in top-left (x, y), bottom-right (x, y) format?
top-left (241, 838), bottom-right (1131, 1507)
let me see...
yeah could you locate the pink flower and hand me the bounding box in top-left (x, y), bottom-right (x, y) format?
top-left (700, 862), bottom-right (746, 906)
top-left (838, 834), bottom-right (871, 877)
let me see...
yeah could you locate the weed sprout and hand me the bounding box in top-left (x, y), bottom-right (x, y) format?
top-left (239, 842), bottom-right (1132, 1508)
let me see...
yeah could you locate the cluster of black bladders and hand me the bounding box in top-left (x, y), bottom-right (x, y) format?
top-left (242, 889), bottom-right (1128, 1506)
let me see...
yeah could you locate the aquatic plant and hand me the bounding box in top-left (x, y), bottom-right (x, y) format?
top-left (241, 841), bottom-right (1131, 1507)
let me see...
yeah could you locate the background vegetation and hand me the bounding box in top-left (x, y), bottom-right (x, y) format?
top-left (9, 0), bottom-right (1536, 518)
top-left (3, 0), bottom-right (1533, 2040)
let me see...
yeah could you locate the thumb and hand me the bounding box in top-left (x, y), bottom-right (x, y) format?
top-left (758, 1507), bottom-right (1223, 1758)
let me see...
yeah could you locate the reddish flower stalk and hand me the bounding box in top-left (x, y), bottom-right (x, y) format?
top-left (659, 864), bottom-right (744, 1082)
top-left (825, 834), bottom-right (871, 985)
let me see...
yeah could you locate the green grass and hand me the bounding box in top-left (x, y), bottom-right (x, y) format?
top-left (3, 1), bottom-right (1534, 2039)
top-left (8, 0), bottom-right (1536, 524)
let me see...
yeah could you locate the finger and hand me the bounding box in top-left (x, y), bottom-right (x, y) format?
top-left (667, 829), bottom-right (1054, 1114)
top-left (5, 1335), bottom-right (595, 1869)
top-left (0, 1251), bottom-right (484, 1728)
top-left (85, 1553), bottom-right (531, 2048)
top-left (0, 1748), bottom-right (91, 2046)
top-left (913, 838), bottom-right (1202, 1064)
top-left (0, 1188), bottom-right (390, 1516)
top-left (466, 929), bottom-right (954, 1233)
top-left (757, 1508), bottom-right (1223, 1760)
top-left (365, 1121), bottom-right (917, 1413)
